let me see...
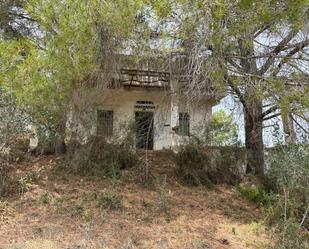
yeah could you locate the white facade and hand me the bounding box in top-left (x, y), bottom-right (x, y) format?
top-left (66, 86), bottom-right (216, 150)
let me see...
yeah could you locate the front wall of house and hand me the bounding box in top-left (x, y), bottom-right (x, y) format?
top-left (98, 89), bottom-right (172, 150)
top-left (67, 89), bottom-right (213, 150)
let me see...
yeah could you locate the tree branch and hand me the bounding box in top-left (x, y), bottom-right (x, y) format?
top-left (291, 115), bottom-right (309, 134)
top-left (272, 39), bottom-right (309, 76)
top-left (261, 105), bottom-right (279, 118)
top-left (225, 75), bottom-right (248, 112)
top-left (259, 30), bottom-right (297, 75)
top-left (263, 112), bottom-right (281, 121)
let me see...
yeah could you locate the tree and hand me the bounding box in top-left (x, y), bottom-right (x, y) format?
top-left (191, 110), bottom-right (239, 146)
top-left (153, 0), bottom-right (309, 176)
top-left (0, 86), bottom-right (29, 153)
top-left (0, 0), bottom-right (148, 150)
top-left (0, 0), bottom-right (36, 39)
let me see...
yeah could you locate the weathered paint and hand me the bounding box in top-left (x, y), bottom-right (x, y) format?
top-left (66, 88), bottom-right (215, 150)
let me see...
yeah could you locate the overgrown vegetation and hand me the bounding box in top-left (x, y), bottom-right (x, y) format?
top-left (62, 136), bottom-right (141, 178)
top-left (236, 184), bottom-right (270, 206)
top-left (175, 144), bottom-right (244, 186)
top-left (237, 145), bottom-right (309, 249)
top-left (266, 146), bottom-right (309, 225)
top-left (191, 110), bottom-right (239, 146)
top-left (0, 87), bottom-right (29, 162)
top-left (0, 0), bottom-right (308, 247)
top-left (0, 162), bottom-right (20, 198)
top-left (154, 175), bottom-right (169, 214)
top-left (96, 191), bottom-right (123, 211)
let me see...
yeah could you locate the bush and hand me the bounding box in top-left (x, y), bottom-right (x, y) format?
top-left (260, 145), bottom-right (309, 248)
top-left (155, 175), bottom-right (169, 213)
top-left (237, 184), bottom-right (274, 206)
top-left (190, 110), bottom-right (239, 146)
top-left (96, 191), bottom-right (123, 210)
top-left (65, 136), bottom-right (141, 178)
top-left (0, 160), bottom-right (20, 197)
top-left (269, 221), bottom-right (309, 249)
top-left (175, 145), bottom-right (244, 186)
top-left (7, 137), bottom-right (29, 163)
top-left (265, 145), bottom-right (309, 230)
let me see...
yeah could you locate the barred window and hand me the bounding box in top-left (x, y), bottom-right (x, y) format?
top-left (97, 110), bottom-right (113, 136)
top-left (179, 112), bottom-right (190, 136)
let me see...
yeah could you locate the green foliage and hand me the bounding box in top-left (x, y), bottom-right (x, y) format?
top-left (39, 193), bottom-right (51, 205)
top-left (265, 145), bottom-right (309, 229)
top-left (0, 0), bottom-right (34, 39)
top-left (0, 170), bottom-right (20, 198)
top-left (237, 145), bottom-right (309, 247)
top-left (0, 87), bottom-right (29, 154)
top-left (0, 0), bottom-right (148, 133)
top-left (175, 145), bottom-right (243, 186)
top-left (96, 191), bottom-right (123, 211)
top-left (269, 220), bottom-right (309, 249)
top-left (65, 136), bottom-right (140, 179)
top-left (237, 184), bottom-right (272, 206)
top-left (155, 175), bottom-right (169, 213)
top-left (191, 110), bottom-right (239, 146)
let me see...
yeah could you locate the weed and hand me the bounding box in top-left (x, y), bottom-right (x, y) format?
top-left (155, 175), bottom-right (169, 214)
top-left (39, 193), bottom-right (51, 205)
top-left (25, 171), bottom-right (39, 183)
top-left (71, 204), bottom-right (84, 217)
top-left (194, 240), bottom-right (211, 249)
top-left (175, 145), bottom-right (243, 187)
top-left (236, 184), bottom-right (270, 206)
top-left (65, 136), bottom-right (140, 179)
top-left (0, 174), bottom-right (20, 198)
top-left (269, 220), bottom-right (309, 249)
top-left (249, 221), bottom-right (264, 235)
top-left (18, 176), bottom-right (32, 194)
top-left (97, 191), bottom-right (123, 211)
top-left (135, 159), bottom-right (154, 187)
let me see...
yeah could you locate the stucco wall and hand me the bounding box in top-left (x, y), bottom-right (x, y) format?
top-left (66, 88), bottom-right (214, 150)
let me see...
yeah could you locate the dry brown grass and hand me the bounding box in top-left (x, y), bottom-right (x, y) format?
top-left (0, 152), bottom-right (270, 249)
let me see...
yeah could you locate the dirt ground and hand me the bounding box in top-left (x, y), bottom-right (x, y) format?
top-left (0, 152), bottom-right (270, 249)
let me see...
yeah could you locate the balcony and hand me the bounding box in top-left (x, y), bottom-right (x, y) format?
top-left (113, 68), bottom-right (170, 90)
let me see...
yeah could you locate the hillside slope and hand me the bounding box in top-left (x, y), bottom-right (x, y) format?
top-left (0, 152), bottom-right (270, 249)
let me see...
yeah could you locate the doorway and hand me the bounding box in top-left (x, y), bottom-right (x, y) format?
top-left (135, 111), bottom-right (154, 150)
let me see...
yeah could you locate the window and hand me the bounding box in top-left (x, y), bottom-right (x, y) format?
top-left (97, 110), bottom-right (113, 136)
top-left (179, 112), bottom-right (190, 136)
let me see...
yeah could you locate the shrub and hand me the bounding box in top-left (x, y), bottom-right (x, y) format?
top-left (39, 193), bottom-right (51, 205)
top-left (269, 221), bottom-right (309, 249)
top-left (65, 136), bottom-right (140, 178)
top-left (175, 145), bottom-right (243, 186)
top-left (71, 204), bottom-right (84, 217)
top-left (265, 145), bottom-right (309, 230)
top-left (190, 110), bottom-right (239, 146)
top-left (0, 160), bottom-right (20, 197)
top-left (96, 191), bottom-right (123, 210)
top-left (155, 175), bottom-right (169, 213)
top-left (260, 145), bottom-right (309, 248)
top-left (134, 159), bottom-right (155, 187)
top-left (236, 184), bottom-right (274, 206)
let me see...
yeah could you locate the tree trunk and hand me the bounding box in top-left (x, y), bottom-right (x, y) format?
top-left (244, 100), bottom-right (265, 176)
top-left (282, 113), bottom-right (296, 144)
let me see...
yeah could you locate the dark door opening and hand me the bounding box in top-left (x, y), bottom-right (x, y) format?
top-left (135, 111), bottom-right (154, 150)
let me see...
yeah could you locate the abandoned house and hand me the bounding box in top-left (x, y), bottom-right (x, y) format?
top-left (65, 58), bottom-right (221, 150)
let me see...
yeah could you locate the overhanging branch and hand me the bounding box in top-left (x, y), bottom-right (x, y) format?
top-left (259, 30), bottom-right (297, 75)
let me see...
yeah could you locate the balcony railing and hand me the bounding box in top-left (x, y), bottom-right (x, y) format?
top-left (114, 68), bottom-right (170, 89)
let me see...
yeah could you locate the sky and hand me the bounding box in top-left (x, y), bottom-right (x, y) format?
top-left (212, 95), bottom-right (306, 147)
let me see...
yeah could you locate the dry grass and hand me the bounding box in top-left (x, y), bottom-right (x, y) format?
top-left (0, 152), bottom-right (270, 249)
